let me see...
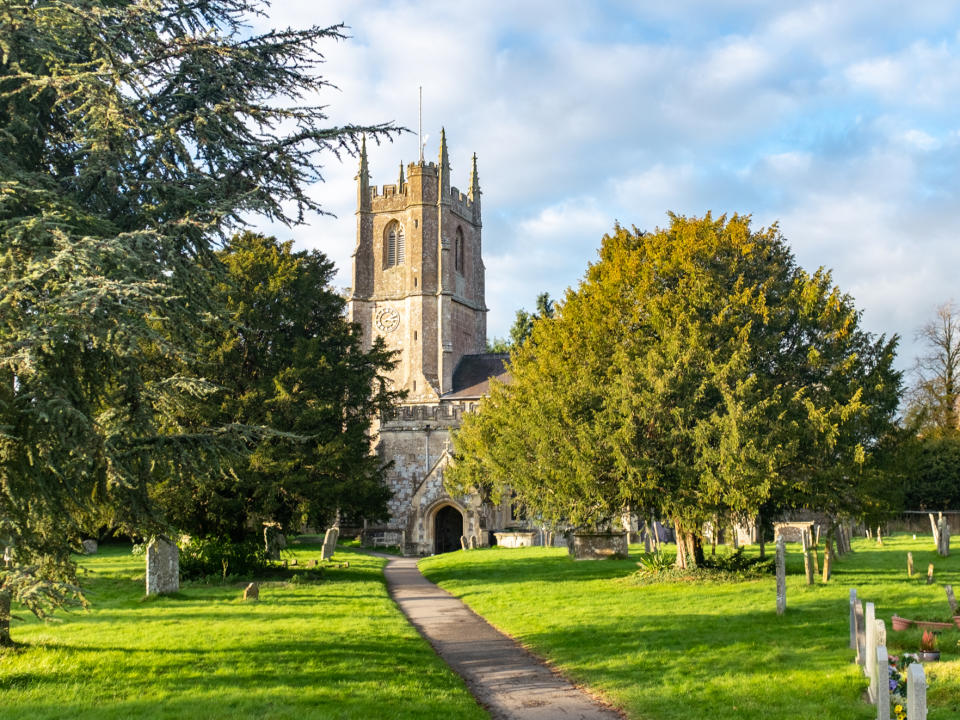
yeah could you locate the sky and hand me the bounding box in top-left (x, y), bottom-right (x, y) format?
top-left (252, 1), bottom-right (960, 372)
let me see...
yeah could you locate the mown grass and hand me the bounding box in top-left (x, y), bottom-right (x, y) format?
top-left (0, 543), bottom-right (485, 720)
top-left (420, 533), bottom-right (960, 719)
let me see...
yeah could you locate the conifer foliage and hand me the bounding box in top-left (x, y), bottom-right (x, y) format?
top-left (450, 215), bottom-right (901, 565)
top-left (0, 0), bottom-right (396, 642)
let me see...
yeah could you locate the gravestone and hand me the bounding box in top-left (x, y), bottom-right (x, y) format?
top-left (460, 535), bottom-right (468, 551)
top-left (875, 618), bottom-right (886, 651)
top-left (908, 552), bottom-right (914, 577)
top-left (854, 599), bottom-right (866, 666)
top-left (930, 513), bottom-right (940, 549)
top-left (865, 602), bottom-right (876, 684)
top-left (927, 563), bottom-right (935, 585)
top-left (938, 516), bottom-right (950, 557)
top-left (321, 527), bottom-right (339, 561)
top-left (242, 582), bottom-right (259, 601)
top-left (803, 532), bottom-right (814, 585)
top-left (775, 536), bottom-right (786, 615)
top-left (469, 535), bottom-right (478, 549)
top-left (876, 645), bottom-right (889, 718)
top-left (907, 663), bottom-right (927, 720)
top-left (264, 523), bottom-right (286, 560)
top-left (946, 585), bottom-right (958, 616)
top-left (145, 536), bottom-right (179, 596)
top-left (849, 589), bottom-right (858, 650)
top-left (81, 539), bottom-right (98, 555)
top-left (308, 559), bottom-right (318, 568)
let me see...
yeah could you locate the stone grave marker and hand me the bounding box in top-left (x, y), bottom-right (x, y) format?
top-left (865, 602), bottom-right (876, 684)
top-left (930, 513), bottom-right (941, 549)
top-left (908, 552), bottom-right (914, 577)
top-left (264, 523), bottom-right (286, 560)
top-left (145, 536), bottom-right (179, 596)
top-left (876, 617), bottom-right (886, 651)
top-left (242, 582), bottom-right (259, 601)
top-left (803, 532), bottom-right (814, 586)
top-left (460, 535), bottom-right (468, 551)
top-left (946, 585), bottom-right (959, 615)
top-left (308, 559), bottom-right (318, 568)
top-left (938, 516), bottom-right (950, 557)
top-left (876, 645), bottom-right (889, 718)
top-left (469, 535), bottom-right (477, 550)
top-left (849, 589), bottom-right (858, 650)
top-left (927, 563), bottom-right (935, 585)
top-left (854, 599), bottom-right (866, 666)
top-left (321, 526), bottom-right (339, 561)
top-left (81, 539), bottom-right (98, 555)
top-left (907, 663), bottom-right (927, 720)
top-left (775, 535), bottom-right (786, 615)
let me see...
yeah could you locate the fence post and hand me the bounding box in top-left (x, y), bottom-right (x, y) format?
top-left (907, 663), bottom-right (926, 720)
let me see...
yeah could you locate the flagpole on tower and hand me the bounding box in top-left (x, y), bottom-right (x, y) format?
top-left (418, 85), bottom-right (423, 163)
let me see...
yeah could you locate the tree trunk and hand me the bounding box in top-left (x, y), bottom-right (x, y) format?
top-left (0, 589), bottom-right (12, 647)
top-left (674, 519), bottom-right (687, 569)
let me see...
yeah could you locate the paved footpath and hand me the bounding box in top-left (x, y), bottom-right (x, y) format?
top-left (382, 555), bottom-right (625, 720)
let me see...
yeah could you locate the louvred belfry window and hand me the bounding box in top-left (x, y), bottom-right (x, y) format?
top-left (385, 221), bottom-right (405, 268)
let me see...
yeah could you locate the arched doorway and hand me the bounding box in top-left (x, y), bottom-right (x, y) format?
top-left (434, 505), bottom-right (463, 554)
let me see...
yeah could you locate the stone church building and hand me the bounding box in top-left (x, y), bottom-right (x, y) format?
top-left (348, 131), bottom-right (515, 555)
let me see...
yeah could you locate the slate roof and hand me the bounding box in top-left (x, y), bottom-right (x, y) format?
top-left (446, 353), bottom-right (511, 399)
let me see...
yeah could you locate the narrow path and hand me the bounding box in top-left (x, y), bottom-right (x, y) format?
top-left (382, 556), bottom-right (625, 720)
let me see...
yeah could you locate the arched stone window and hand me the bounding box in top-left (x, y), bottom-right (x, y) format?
top-left (385, 220), bottom-right (405, 268)
top-left (454, 227), bottom-right (465, 274)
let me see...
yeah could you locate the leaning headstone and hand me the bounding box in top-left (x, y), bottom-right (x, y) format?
top-left (469, 535), bottom-right (477, 550)
top-left (876, 645), bottom-right (890, 719)
top-left (264, 523), bottom-right (286, 560)
top-left (865, 602), bottom-right (877, 685)
top-left (854, 599), bottom-right (866, 666)
top-left (930, 513), bottom-right (940, 550)
top-left (321, 526), bottom-right (338, 561)
top-left (907, 663), bottom-right (927, 720)
top-left (946, 585), bottom-right (959, 616)
top-left (776, 536), bottom-right (786, 615)
top-left (145, 536), bottom-right (179, 596)
top-left (927, 563), bottom-right (935, 585)
top-left (908, 552), bottom-right (914, 577)
top-left (81, 539), bottom-right (98, 555)
top-left (242, 582), bottom-right (259, 601)
top-left (849, 589), bottom-right (858, 650)
top-left (938, 516), bottom-right (950, 557)
top-left (460, 535), bottom-right (468, 551)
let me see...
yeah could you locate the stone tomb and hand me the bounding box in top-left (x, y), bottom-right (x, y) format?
top-left (146, 536), bottom-right (179, 596)
top-left (568, 532), bottom-right (628, 560)
top-left (494, 531), bottom-right (537, 548)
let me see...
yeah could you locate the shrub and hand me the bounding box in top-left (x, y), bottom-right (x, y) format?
top-left (178, 536), bottom-right (267, 581)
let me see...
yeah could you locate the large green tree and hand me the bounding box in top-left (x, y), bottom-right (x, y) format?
top-left (450, 215), bottom-right (901, 565)
top-left (905, 301), bottom-right (960, 435)
top-left (0, 0), bottom-right (396, 643)
top-left (150, 233), bottom-right (398, 542)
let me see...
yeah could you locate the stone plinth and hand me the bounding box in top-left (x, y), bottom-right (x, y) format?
top-left (146, 536), bottom-right (179, 596)
top-left (568, 532), bottom-right (628, 560)
top-left (494, 531), bottom-right (537, 548)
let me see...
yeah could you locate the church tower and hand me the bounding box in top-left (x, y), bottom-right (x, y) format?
top-left (348, 131), bottom-right (487, 399)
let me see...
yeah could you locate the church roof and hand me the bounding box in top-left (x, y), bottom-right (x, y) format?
top-left (446, 353), bottom-right (511, 399)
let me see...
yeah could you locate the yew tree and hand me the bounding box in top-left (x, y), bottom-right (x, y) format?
top-left (450, 215), bottom-right (901, 565)
top-left (150, 233), bottom-right (399, 541)
top-left (0, 0), bottom-right (396, 642)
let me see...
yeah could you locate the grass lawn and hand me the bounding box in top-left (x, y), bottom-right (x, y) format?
top-left (420, 534), bottom-right (960, 720)
top-left (0, 542), bottom-right (486, 720)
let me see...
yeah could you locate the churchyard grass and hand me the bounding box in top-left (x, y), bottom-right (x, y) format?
top-left (420, 534), bottom-right (960, 720)
top-left (0, 543), bottom-right (485, 720)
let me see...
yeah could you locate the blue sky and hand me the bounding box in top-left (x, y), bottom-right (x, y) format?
top-left (254, 1), bottom-right (960, 372)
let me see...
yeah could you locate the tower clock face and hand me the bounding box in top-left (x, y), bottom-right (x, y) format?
top-left (375, 306), bottom-right (401, 333)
